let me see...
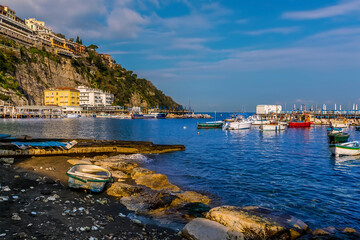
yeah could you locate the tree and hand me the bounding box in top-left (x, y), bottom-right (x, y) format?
top-left (76, 36), bottom-right (80, 43)
top-left (87, 44), bottom-right (98, 51)
top-left (79, 39), bottom-right (83, 44)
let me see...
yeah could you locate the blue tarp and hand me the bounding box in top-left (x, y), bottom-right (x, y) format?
top-left (12, 141), bottom-right (67, 148)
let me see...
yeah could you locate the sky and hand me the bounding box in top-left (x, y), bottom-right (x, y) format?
top-left (4, 0), bottom-right (360, 111)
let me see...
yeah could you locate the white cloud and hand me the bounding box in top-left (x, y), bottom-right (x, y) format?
top-left (282, 0), bottom-right (360, 20)
top-left (244, 27), bottom-right (300, 36)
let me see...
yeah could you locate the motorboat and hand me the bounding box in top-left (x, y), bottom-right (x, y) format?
top-left (222, 116), bottom-right (252, 130)
top-left (260, 122), bottom-right (286, 131)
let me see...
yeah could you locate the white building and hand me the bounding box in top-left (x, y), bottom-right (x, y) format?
top-left (77, 86), bottom-right (114, 107)
top-left (256, 105), bottom-right (282, 114)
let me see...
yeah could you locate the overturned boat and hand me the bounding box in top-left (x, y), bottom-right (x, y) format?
top-left (66, 164), bottom-right (112, 192)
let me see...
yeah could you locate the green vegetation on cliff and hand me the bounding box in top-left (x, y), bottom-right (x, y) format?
top-left (0, 36), bottom-right (181, 108)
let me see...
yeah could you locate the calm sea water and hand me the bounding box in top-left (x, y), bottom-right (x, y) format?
top-left (1, 113), bottom-right (360, 229)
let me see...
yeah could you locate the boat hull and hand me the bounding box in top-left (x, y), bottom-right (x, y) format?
top-left (330, 142), bottom-right (360, 156)
top-left (328, 133), bottom-right (350, 144)
top-left (260, 124), bottom-right (286, 131)
top-left (223, 121), bottom-right (252, 130)
top-left (330, 123), bottom-right (349, 128)
top-left (288, 122), bottom-right (312, 128)
top-left (197, 121), bottom-right (223, 129)
top-left (252, 120), bottom-right (270, 125)
top-left (66, 164), bottom-right (112, 192)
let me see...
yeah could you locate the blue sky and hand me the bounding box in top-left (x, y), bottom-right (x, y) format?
top-left (6, 0), bottom-right (360, 111)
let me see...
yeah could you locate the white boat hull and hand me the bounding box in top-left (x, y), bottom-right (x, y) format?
top-left (330, 142), bottom-right (360, 156)
top-left (260, 124), bottom-right (286, 131)
top-left (252, 120), bottom-right (270, 125)
top-left (223, 121), bottom-right (252, 130)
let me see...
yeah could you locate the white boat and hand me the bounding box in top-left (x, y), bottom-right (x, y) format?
top-left (330, 141), bottom-right (360, 156)
top-left (66, 164), bottom-right (112, 192)
top-left (260, 122), bottom-right (286, 131)
top-left (327, 127), bottom-right (343, 134)
top-left (65, 113), bottom-right (81, 118)
top-left (252, 120), bottom-right (271, 125)
top-left (222, 116), bottom-right (252, 130)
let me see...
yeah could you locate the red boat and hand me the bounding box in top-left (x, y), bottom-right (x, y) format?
top-left (288, 121), bottom-right (312, 128)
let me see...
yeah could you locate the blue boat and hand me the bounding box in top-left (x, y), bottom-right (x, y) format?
top-left (0, 134), bottom-right (11, 139)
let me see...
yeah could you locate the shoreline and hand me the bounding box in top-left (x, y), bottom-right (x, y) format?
top-left (0, 160), bottom-right (182, 239)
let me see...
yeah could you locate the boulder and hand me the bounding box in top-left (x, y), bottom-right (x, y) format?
top-left (172, 191), bottom-right (210, 206)
top-left (131, 167), bottom-right (155, 179)
top-left (177, 202), bottom-right (211, 219)
top-left (106, 182), bottom-right (143, 198)
top-left (135, 173), bottom-right (180, 192)
top-left (0, 158), bottom-right (14, 164)
top-left (95, 160), bottom-right (138, 173)
top-left (67, 159), bottom-right (92, 165)
top-left (111, 170), bottom-right (129, 180)
top-left (206, 206), bottom-right (310, 240)
top-left (312, 229), bottom-right (330, 236)
top-left (182, 218), bottom-right (244, 240)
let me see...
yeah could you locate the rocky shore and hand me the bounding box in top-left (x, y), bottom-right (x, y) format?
top-left (1, 154), bottom-right (360, 240)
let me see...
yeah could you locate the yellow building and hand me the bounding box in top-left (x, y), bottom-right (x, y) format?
top-left (44, 87), bottom-right (79, 106)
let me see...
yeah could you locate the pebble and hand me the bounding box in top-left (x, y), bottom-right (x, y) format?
top-left (118, 213), bottom-right (126, 217)
top-left (0, 196), bottom-right (9, 202)
top-left (30, 211), bottom-right (37, 216)
top-left (27, 224), bottom-right (32, 227)
top-left (0, 233), bottom-right (6, 237)
top-left (12, 196), bottom-right (19, 199)
top-left (2, 186), bottom-right (11, 192)
top-left (132, 219), bottom-right (142, 225)
top-left (91, 226), bottom-right (98, 231)
top-left (11, 214), bottom-right (21, 221)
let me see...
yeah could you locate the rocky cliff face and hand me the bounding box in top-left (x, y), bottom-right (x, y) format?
top-left (0, 37), bottom-right (181, 108)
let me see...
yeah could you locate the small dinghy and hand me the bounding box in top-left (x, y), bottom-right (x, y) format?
top-left (66, 164), bottom-right (112, 192)
top-left (330, 141), bottom-right (360, 157)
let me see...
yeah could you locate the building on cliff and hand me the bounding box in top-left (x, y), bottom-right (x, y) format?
top-left (44, 87), bottom-right (80, 106)
top-left (99, 54), bottom-right (118, 69)
top-left (77, 86), bottom-right (114, 107)
top-left (0, 5), bottom-right (35, 46)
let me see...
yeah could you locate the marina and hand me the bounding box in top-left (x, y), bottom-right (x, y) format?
top-left (1, 115), bottom-right (360, 231)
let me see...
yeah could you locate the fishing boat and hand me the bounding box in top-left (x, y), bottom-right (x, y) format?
top-left (197, 121), bottom-right (223, 129)
top-left (288, 121), bottom-right (312, 128)
top-left (328, 132), bottom-right (350, 144)
top-left (131, 113), bottom-right (156, 119)
top-left (150, 112), bottom-right (167, 119)
top-left (260, 122), bottom-right (286, 131)
top-left (330, 141), bottom-right (360, 156)
top-left (222, 116), bottom-right (252, 130)
top-left (66, 164), bottom-right (112, 192)
top-left (330, 121), bottom-right (349, 128)
top-left (327, 127), bottom-right (343, 134)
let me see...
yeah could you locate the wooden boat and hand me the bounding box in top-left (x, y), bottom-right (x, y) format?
top-left (197, 121), bottom-right (223, 129)
top-left (66, 164), bottom-right (112, 192)
top-left (330, 141), bottom-right (360, 156)
top-left (328, 132), bottom-right (350, 144)
top-left (260, 122), bottom-right (286, 131)
top-left (288, 121), bottom-right (312, 128)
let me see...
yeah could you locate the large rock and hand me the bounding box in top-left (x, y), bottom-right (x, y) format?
top-left (135, 173), bottom-right (181, 192)
top-left (111, 170), bottom-right (129, 180)
top-left (131, 167), bottom-right (155, 179)
top-left (206, 206), bottom-right (310, 240)
top-left (182, 218), bottom-right (244, 240)
top-left (106, 182), bottom-right (143, 198)
top-left (96, 160), bottom-right (138, 173)
top-left (67, 159), bottom-right (92, 165)
top-left (172, 191), bottom-right (210, 206)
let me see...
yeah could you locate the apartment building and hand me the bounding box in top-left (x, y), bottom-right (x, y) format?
top-left (77, 86), bottom-right (114, 107)
top-left (44, 87), bottom-right (80, 106)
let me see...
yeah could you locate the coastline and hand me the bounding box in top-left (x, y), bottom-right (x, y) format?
top-left (0, 160), bottom-right (182, 239)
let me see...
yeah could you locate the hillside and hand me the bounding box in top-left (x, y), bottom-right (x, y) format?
top-left (0, 37), bottom-right (181, 109)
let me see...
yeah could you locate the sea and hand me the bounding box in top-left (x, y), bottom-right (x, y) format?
top-left (1, 112), bottom-right (360, 230)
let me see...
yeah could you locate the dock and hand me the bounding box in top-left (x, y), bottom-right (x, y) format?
top-left (0, 139), bottom-right (185, 158)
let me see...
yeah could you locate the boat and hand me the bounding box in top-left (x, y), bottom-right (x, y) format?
top-left (150, 113), bottom-right (167, 119)
top-left (0, 134), bottom-right (11, 139)
top-left (131, 113), bottom-right (156, 119)
top-left (260, 122), bottom-right (286, 131)
top-left (288, 121), bottom-right (312, 128)
top-left (328, 132), bottom-right (350, 144)
top-left (327, 127), bottom-right (343, 134)
top-left (197, 121), bottom-right (223, 129)
top-left (222, 116), bottom-right (252, 130)
top-left (65, 113), bottom-right (81, 118)
top-left (249, 115), bottom-right (270, 125)
top-left (330, 141), bottom-right (360, 156)
top-left (66, 164), bottom-right (112, 192)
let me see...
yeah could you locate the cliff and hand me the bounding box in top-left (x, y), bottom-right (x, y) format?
top-left (0, 37), bottom-right (181, 108)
